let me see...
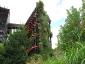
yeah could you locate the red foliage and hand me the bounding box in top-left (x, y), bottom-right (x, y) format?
top-left (26, 45), bottom-right (39, 53)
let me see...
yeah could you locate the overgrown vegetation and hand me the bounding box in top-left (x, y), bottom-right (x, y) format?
top-left (27, 0), bottom-right (85, 64)
top-left (0, 27), bottom-right (29, 64)
top-left (0, 0), bottom-right (85, 64)
top-left (36, 1), bottom-right (52, 56)
top-left (0, 1), bottom-right (52, 64)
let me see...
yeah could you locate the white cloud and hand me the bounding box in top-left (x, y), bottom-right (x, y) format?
top-left (0, 0), bottom-right (82, 23)
top-left (0, 0), bottom-right (8, 7)
top-left (51, 27), bottom-right (60, 49)
top-left (42, 0), bottom-right (82, 22)
top-left (8, 0), bottom-right (36, 24)
top-left (0, 0), bottom-right (36, 24)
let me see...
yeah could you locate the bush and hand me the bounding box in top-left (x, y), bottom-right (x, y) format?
top-left (0, 27), bottom-right (29, 64)
top-left (27, 54), bottom-right (43, 64)
top-left (0, 43), bottom-right (5, 54)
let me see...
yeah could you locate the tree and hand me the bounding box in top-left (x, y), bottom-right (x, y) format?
top-left (58, 7), bottom-right (80, 51)
top-left (36, 1), bottom-right (52, 57)
top-left (58, 0), bottom-right (85, 51)
top-left (80, 0), bottom-right (85, 42)
top-left (1, 26), bottom-right (29, 64)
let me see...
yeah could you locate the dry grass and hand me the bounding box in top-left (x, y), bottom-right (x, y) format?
top-left (26, 54), bottom-right (43, 64)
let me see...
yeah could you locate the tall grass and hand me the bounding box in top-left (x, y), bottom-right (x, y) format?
top-left (27, 42), bottom-right (85, 64)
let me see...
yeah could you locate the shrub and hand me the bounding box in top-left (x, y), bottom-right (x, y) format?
top-left (0, 27), bottom-right (29, 64)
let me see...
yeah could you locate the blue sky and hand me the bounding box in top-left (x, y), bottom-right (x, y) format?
top-left (0, 0), bottom-right (82, 48)
top-left (51, 18), bottom-right (65, 28)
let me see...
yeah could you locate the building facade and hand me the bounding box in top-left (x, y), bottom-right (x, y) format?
top-left (0, 7), bottom-right (9, 41)
top-left (25, 7), bottom-right (52, 53)
top-left (0, 7), bottom-right (20, 42)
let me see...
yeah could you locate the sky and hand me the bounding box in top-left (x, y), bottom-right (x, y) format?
top-left (0, 0), bottom-right (82, 49)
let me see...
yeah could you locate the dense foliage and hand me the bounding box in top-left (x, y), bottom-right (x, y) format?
top-left (53, 0), bottom-right (85, 64)
top-left (58, 7), bottom-right (81, 51)
top-left (58, 0), bottom-right (85, 51)
top-left (28, 0), bottom-right (85, 64)
top-left (0, 1), bottom-right (52, 64)
top-left (27, 0), bottom-right (85, 64)
top-left (1, 0), bottom-right (85, 64)
top-left (0, 27), bottom-right (29, 64)
top-left (36, 1), bottom-right (52, 58)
